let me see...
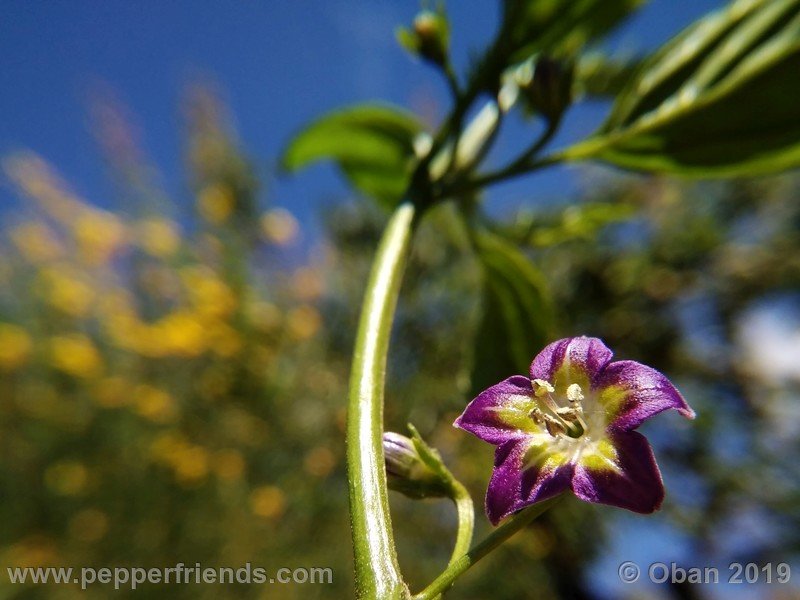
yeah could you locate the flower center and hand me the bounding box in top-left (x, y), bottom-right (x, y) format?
top-left (529, 379), bottom-right (588, 439)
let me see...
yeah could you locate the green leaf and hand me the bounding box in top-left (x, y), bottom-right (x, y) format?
top-left (502, 0), bottom-right (645, 62)
top-left (281, 103), bottom-right (425, 207)
top-left (574, 54), bottom-right (645, 99)
top-left (563, 0), bottom-right (800, 176)
top-left (470, 230), bottom-right (554, 395)
top-left (527, 202), bottom-right (638, 246)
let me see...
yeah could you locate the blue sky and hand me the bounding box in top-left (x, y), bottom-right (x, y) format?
top-left (0, 0), bottom-right (722, 231)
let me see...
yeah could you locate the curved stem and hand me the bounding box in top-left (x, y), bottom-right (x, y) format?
top-left (347, 201), bottom-right (418, 600)
top-left (515, 116), bottom-right (562, 167)
top-left (422, 475), bottom-right (474, 600)
top-left (447, 480), bottom-right (475, 567)
top-left (450, 154), bottom-right (561, 197)
top-left (413, 496), bottom-right (562, 600)
top-left (444, 62), bottom-right (462, 102)
top-left (477, 114), bottom-right (562, 182)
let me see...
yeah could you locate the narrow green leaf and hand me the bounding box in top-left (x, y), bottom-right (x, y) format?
top-left (281, 103), bottom-right (424, 207)
top-left (564, 0), bottom-right (800, 177)
top-left (527, 202), bottom-right (637, 246)
top-left (603, 0), bottom-right (763, 129)
top-left (574, 54), bottom-right (645, 99)
top-left (470, 230), bottom-right (554, 395)
top-left (502, 0), bottom-right (645, 62)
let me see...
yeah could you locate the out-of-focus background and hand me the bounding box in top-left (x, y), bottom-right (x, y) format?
top-left (1, 2), bottom-right (798, 599)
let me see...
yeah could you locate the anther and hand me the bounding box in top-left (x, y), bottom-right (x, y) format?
top-left (532, 379), bottom-right (555, 397)
top-left (555, 407), bottom-right (580, 422)
top-left (566, 383), bottom-right (584, 404)
top-left (529, 406), bottom-right (546, 425)
top-left (545, 419), bottom-right (566, 437)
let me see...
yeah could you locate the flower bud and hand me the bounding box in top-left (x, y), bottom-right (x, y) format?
top-left (383, 431), bottom-right (449, 499)
top-left (397, 10), bottom-right (449, 67)
top-left (521, 57), bottom-right (574, 121)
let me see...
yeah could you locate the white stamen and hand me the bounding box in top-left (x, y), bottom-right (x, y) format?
top-left (527, 379), bottom-right (590, 440)
top-left (574, 412), bottom-right (589, 433)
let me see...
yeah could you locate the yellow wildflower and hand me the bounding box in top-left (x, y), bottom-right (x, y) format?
top-left (156, 311), bottom-right (207, 357)
top-left (73, 211), bottom-right (126, 265)
top-left (49, 334), bottom-right (102, 378)
top-left (182, 267), bottom-right (237, 318)
top-left (136, 217), bottom-right (181, 258)
top-left (37, 266), bottom-right (94, 317)
top-left (134, 384), bottom-right (178, 423)
top-left (249, 485), bottom-right (286, 519)
top-left (171, 445), bottom-right (210, 486)
top-left (11, 221), bottom-right (63, 263)
top-left (0, 324), bottom-right (33, 371)
top-left (3, 535), bottom-right (59, 568)
top-left (197, 184), bottom-right (235, 224)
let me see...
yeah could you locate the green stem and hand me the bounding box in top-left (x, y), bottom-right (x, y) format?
top-left (347, 201), bottom-right (418, 600)
top-left (413, 496), bottom-right (562, 600)
top-left (449, 154), bottom-right (561, 197)
top-left (441, 116), bottom-right (563, 199)
top-left (514, 116), bottom-right (562, 169)
top-left (474, 115), bottom-right (562, 184)
top-left (447, 481), bottom-right (474, 567)
top-left (443, 62), bottom-right (462, 102)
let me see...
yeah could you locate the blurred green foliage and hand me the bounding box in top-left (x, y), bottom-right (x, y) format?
top-left (3, 0), bottom-right (800, 598)
top-left (2, 86), bottom-right (798, 599)
top-left (0, 89), bottom-right (347, 600)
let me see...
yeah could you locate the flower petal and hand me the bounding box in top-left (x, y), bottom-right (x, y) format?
top-left (572, 431), bottom-right (664, 513)
top-left (594, 360), bottom-right (695, 431)
top-left (454, 376), bottom-right (540, 444)
top-left (529, 337), bottom-right (613, 393)
top-left (486, 438), bottom-right (572, 525)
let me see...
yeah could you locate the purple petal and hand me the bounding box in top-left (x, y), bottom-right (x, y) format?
top-left (486, 438), bottom-right (572, 525)
top-left (529, 337), bottom-right (613, 389)
top-left (594, 360), bottom-right (695, 431)
top-left (572, 431), bottom-right (664, 514)
top-left (454, 376), bottom-right (537, 445)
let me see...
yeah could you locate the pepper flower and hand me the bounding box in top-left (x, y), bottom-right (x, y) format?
top-left (455, 336), bottom-right (695, 524)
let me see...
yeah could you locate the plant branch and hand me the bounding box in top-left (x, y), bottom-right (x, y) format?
top-left (439, 115), bottom-right (564, 200)
top-left (413, 496), bottom-right (562, 600)
top-left (443, 62), bottom-right (462, 102)
top-left (515, 116), bottom-right (563, 169)
top-left (469, 154), bottom-right (562, 190)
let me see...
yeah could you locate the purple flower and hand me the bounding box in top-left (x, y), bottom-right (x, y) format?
top-left (383, 431), bottom-right (449, 499)
top-left (454, 336), bottom-right (695, 524)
